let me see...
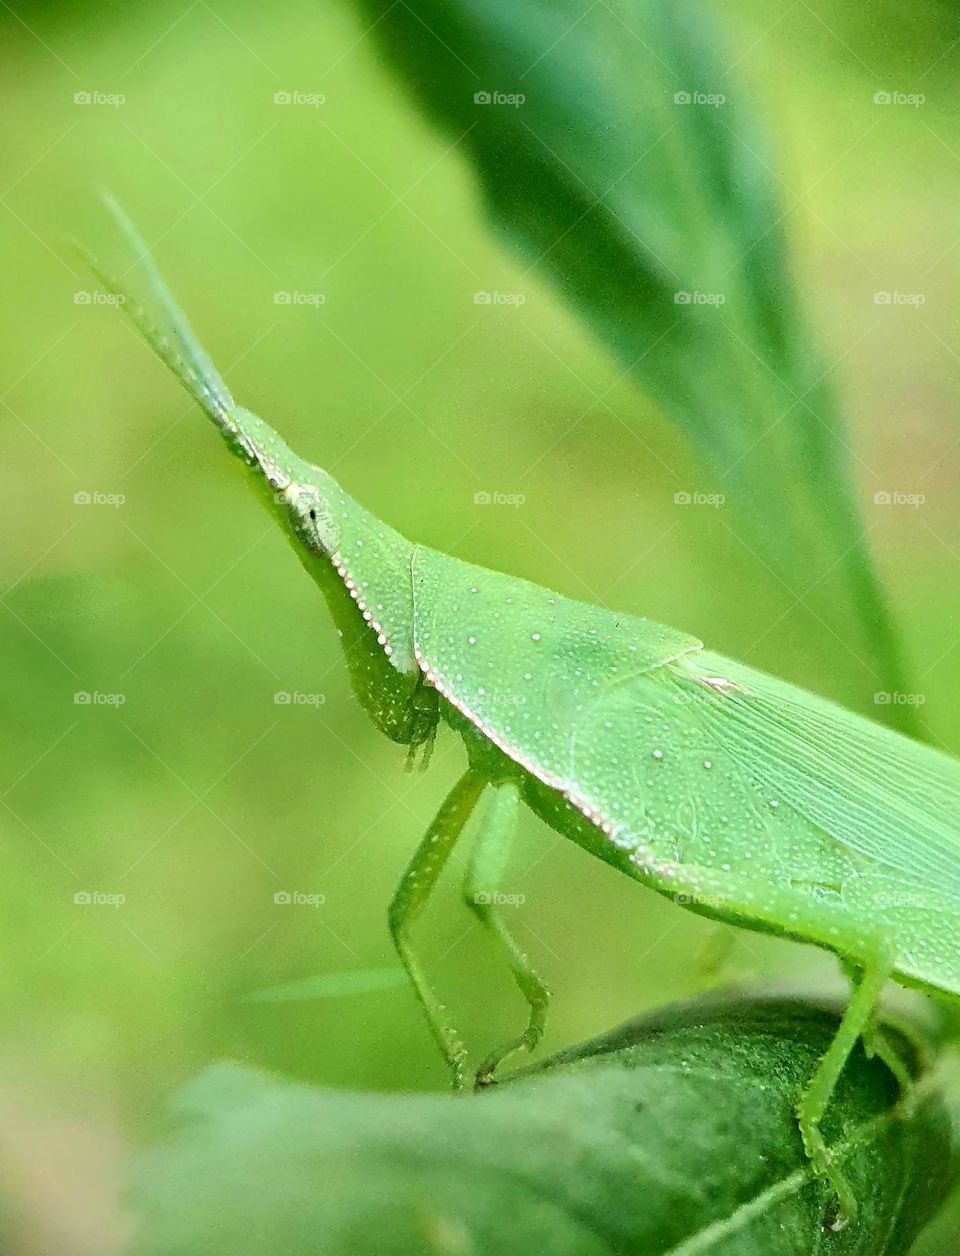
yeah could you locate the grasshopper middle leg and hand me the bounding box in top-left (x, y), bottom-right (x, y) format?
top-left (388, 767), bottom-right (487, 1089)
top-left (462, 779), bottom-right (551, 1087)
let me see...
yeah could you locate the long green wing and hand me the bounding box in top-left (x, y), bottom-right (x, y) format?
top-left (674, 649), bottom-right (960, 897)
top-left (413, 546), bottom-right (960, 902)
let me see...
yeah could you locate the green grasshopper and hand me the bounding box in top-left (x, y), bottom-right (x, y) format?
top-left (90, 202), bottom-right (960, 1223)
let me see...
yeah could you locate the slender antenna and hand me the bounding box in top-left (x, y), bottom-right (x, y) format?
top-left (77, 193), bottom-right (250, 455)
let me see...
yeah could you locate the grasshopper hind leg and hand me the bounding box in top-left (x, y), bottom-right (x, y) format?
top-left (797, 952), bottom-right (897, 1228)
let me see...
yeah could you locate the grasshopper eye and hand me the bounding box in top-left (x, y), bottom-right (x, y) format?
top-left (309, 508), bottom-right (317, 520)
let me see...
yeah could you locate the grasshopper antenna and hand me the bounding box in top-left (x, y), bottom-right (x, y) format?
top-left (76, 192), bottom-right (253, 457)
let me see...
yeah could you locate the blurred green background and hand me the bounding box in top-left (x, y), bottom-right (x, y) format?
top-left (3, 0), bottom-right (960, 1249)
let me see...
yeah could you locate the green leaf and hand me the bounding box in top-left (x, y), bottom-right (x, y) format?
top-left (127, 996), bottom-right (957, 1254)
top-left (353, 0), bottom-right (917, 732)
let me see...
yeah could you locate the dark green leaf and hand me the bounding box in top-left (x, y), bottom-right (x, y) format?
top-left (354, 0), bottom-right (916, 731)
top-left (127, 996), bottom-right (957, 1254)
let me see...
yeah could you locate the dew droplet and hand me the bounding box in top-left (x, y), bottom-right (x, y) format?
top-left (703, 760), bottom-right (713, 770)
top-left (531, 632), bottom-right (541, 642)
top-left (467, 635), bottom-right (477, 645)
top-left (652, 749), bottom-right (664, 760)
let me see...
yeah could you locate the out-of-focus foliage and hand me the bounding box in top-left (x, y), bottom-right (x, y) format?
top-left (129, 997), bottom-right (959, 1255)
top-left (3, 0), bottom-right (960, 1250)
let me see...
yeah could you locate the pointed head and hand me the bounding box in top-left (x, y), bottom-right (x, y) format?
top-left (227, 406), bottom-right (339, 555)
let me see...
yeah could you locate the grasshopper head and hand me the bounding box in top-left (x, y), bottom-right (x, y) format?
top-left (226, 406), bottom-right (338, 556)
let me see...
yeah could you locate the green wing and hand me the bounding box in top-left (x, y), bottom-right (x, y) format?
top-left (568, 646), bottom-right (960, 898)
top-left (672, 649), bottom-right (960, 896)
